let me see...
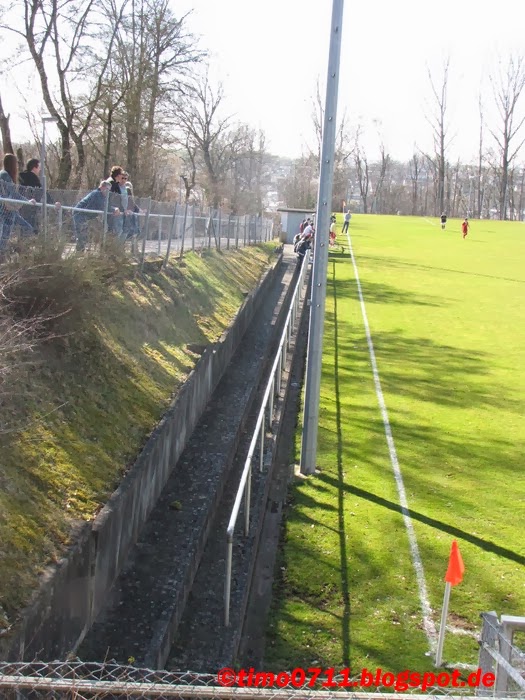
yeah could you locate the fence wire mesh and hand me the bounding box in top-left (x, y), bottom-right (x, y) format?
top-left (477, 613), bottom-right (525, 697)
top-left (0, 182), bottom-right (273, 262)
top-left (0, 661), bottom-right (490, 699)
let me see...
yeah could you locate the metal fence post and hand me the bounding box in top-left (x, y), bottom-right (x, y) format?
top-left (218, 208), bottom-right (222, 251)
top-left (259, 416), bottom-right (265, 472)
top-left (164, 203), bottom-right (178, 267)
top-left (157, 216), bottom-right (162, 255)
top-left (191, 205), bottom-right (196, 252)
top-left (235, 216), bottom-right (239, 249)
top-left (244, 462), bottom-right (251, 536)
top-left (207, 206), bottom-right (213, 249)
top-left (57, 204), bottom-right (63, 238)
top-left (140, 197), bottom-right (152, 271)
top-left (227, 214), bottom-right (231, 250)
top-left (102, 189), bottom-right (110, 250)
top-left (179, 202), bottom-right (188, 260)
top-left (478, 612), bottom-right (499, 697)
top-left (224, 535), bottom-right (233, 627)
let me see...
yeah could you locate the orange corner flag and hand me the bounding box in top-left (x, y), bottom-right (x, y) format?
top-left (444, 540), bottom-right (465, 586)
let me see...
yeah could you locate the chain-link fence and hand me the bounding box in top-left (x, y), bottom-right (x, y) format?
top-left (0, 661), bottom-right (489, 699)
top-left (0, 182), bottom-right (273, 263)
top-left (477, 612), bottom-right (525, 697)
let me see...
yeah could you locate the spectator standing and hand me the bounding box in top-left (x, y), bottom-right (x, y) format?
top-left (18, 158), bottom-right (61, 233)
top-left (72, 179), bottom-right (118, 251)
top-left (342, 210), bottom-right (351, 234)
top-left (0, 154), bottom-right (36, 250)
top-left (329, 215), bottom-right (337, 247)
top-left (106, 165), bottom-right (130, 239)
top-left (123, 178), bottom-right (141, 238)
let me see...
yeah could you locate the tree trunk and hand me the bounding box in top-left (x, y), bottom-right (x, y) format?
top-left (0, 93), bottom-right (14, 155)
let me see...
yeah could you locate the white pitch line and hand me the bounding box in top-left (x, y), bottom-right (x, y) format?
top-left (343, 229), bottom-right (438, 652)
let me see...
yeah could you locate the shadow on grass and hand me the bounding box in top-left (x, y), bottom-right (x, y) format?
top-left (319, 473), bottom-right (525, 566)
top-left (334, 277), bottom-right (442, 307)
top-left (358, 254), bottom-right (525, 286)
top-left (332, 260), bottom-right (351, 665)
top-left (322, 322), bottom-right (521, 414)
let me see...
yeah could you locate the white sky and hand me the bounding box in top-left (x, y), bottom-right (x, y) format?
top-left (176, 0), bottom-right (525, 162)
top-left (3, 0), bottom-right (525, 163)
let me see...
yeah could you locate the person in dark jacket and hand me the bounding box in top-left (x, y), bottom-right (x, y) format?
top-left (72, 180), bottom-right (118, 251)
top-left (106, 165), bottom-right (128, 238)
top-left (18, 158), bottom-right (61, 233)
top-left (0, 154), bottom-right (36, 250)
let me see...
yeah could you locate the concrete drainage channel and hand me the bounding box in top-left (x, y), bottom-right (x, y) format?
top-left (77, 247), bottom-right (311, 670)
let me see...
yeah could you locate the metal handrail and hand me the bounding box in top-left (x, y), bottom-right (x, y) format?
top-left (224, 248), bottom-right (311, 626)
top-left (0, 196), bottom-right (274, 256)
top-left (0, 196), bottom-right (271, 225)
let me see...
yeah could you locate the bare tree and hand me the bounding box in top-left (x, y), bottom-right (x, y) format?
top-left (476, 92), bottom-right (486, 218)
top-left (0, 92), bottom-right (15, 155)
top-left (370, 140), bottom-right (390, 214)
top-left (425, 57), bottom-right (451, 215)
top-left (354, 126), bottom-right (370, 214)
top-left (310, 80), bottom-right (351, 210)
top-left (4, 0), bottom-right (126, 187)
top-left (174, 74), bottom-right (239, 208)
top-left (488, 54), bottom-right (525, 219)
top-left (409, 152), bottom-right (421, 215)
top-left (108, 0), bottom-right (204, 192)
top-left (180, 141), bottom-right (198, 202)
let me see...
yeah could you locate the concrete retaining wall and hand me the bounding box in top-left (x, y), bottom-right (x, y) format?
top-left (0, 253), bottom-right (282, 662)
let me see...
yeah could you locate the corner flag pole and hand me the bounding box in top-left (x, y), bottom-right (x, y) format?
top-left (300, 0), bottom-right (345, 475)
top-left (435, 540), bottom-right (465, 666)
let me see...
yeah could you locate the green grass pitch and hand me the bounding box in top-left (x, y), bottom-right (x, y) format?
top-left (266, 215), bottom-right (525, 674)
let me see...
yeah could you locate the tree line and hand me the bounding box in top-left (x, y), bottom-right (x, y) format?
top-left (0, 0), bottom-right (268, 214)
top-left (1, 3), bottom-right (524, 220)
top-left (281, 56), bottom-right (525, 220)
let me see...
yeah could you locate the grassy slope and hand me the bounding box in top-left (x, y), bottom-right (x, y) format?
top-left (0, 244), bottom-right (277, 630)
top-left (267, 215), bottom-right (525, 674)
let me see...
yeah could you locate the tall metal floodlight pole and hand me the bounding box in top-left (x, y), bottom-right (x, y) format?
top-left (300, 0), bottom-right (344, 475)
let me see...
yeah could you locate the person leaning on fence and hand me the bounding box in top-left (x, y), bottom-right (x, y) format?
top-left (123, 178), bottom-right (141, 239)
top-left (18, 158), bottom-right (61, 234)
top-left (106, 165), bottom-right (130, 239)
top-left (72, 179), bottom-right (118, 252)
top-left (0, 153), bottom-right (37, 251)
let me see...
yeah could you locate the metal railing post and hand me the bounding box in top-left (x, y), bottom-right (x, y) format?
top-left (224, 535), bottom-right (233, 627)
top-left (244, 462), bottom-right (251, 536)
top-left (157, 216), bottom-right (162, 255)
top-left (235, 216), bottom-right (239, 249)
top-left (140, 197), bottom-right (152, 271)
top-left (164, 204), bottom-right (178, 267)
top-left (57, 205), bottom-right (63, 238)
top-left (102, 189), bottom-right (110, 250)
top-left (222, 255), bottom-right (311, 625)
top-left (227, 214), bottom-right (231, 251)
top-left (260, 415), bottom-right (265, 472)
top-left (218, 208), bottom-right (222, 251)
top-left (179, 202), bottom-right (188, 260)
top-left (191, 205), bottom-right (196, 252)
